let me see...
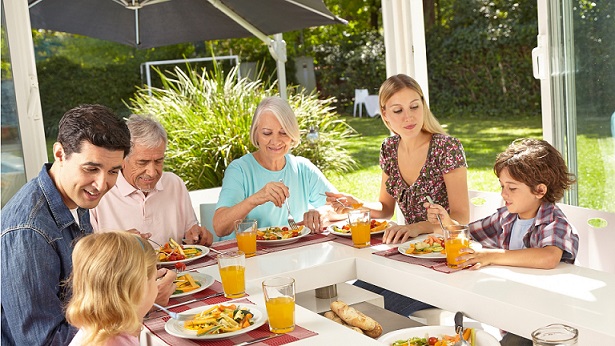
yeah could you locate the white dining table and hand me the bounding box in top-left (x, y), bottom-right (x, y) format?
top-left (143, 240), bottom-right (615, 345)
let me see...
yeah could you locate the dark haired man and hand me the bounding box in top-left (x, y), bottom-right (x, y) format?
top-left (1, 105), bottom-right (131, 345)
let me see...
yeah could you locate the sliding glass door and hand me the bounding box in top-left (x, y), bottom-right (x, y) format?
top-left (536, 0), bottom-right (614, 212)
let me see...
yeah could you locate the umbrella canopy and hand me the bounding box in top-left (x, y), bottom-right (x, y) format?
top-left (28, 0), bottom-right (346, 49)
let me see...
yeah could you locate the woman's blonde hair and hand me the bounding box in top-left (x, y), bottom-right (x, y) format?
top-left (249, 96), bottom-right (301, 149)
top-left (65, 231), bottom-right (157, 345)
top-left (378, 74), bottom-right (447, 135)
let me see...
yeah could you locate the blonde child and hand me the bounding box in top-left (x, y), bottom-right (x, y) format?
top-left (427, 138), bottom-right (579, 269)
top-left (66, 231), bottom-right (158, 345)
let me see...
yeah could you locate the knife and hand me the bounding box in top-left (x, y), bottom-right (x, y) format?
top-left (156, 291), bottom-right (225, 311)
top-left (235, 334), bottom-right (282, 346)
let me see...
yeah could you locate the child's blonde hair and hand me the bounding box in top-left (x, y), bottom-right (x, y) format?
top-left (494, 138), bottom-right (576, 203)
top-left (66, 231), bottom-right (157, 345)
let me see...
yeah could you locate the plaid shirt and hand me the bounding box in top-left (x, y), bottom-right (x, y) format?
top-left (469, 202), bottom-right (579, 264)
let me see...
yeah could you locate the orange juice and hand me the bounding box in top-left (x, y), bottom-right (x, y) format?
top-left (445, 237), bottom-right (470, 269)
top-left (351, 222), bottom-right (371, 248)
top-left (265, 296), bottom-right (295, 333)
top-left (219, 265), bottom-right (245, 298)
top-left (236, 231), bottom-right (256, 257)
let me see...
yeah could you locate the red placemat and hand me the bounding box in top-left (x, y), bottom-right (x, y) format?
top-left (331, 233), bottom-right (384, 247)
top-left (144, 298), bottom-right (318, 346)
top-left (372, 247), bottom-right (461, 273)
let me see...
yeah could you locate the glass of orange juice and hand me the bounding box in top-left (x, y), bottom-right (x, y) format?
top-left (443, 225), bottom-right (470, 269)
top-left (235, 219), bottom-right (257, 257)
top-left (348, 209), bottom-right (371, 248)
top-left (262, 277), bottom-right (295, 333)
top-left (217, 250), bottom-right (246, 298)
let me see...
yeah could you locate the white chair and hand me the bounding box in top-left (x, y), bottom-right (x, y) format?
top-left (188, 187), bottom-right (228, 242)
top-left (468, 190), bottom-right (504, 223)
top-left (364, 95), bottom-right (381, 118)
top-left (353, 89), bottom-right (369, 117)
top-left (558, 203), bottom-right (615, 273)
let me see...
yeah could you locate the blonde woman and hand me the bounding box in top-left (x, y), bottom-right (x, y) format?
top-left (327, 75), bottom-right (469, 316)
top-left (328, 74), bottom-right (469, 244)
top-left (66, 231), bottom-right (158, 345)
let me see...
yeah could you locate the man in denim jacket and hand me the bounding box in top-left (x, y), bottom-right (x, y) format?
top-left (1, 105), bottom-right (131, 345)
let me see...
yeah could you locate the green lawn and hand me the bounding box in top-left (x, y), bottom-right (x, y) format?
top-left (327, 115), bottom-right (614, 213)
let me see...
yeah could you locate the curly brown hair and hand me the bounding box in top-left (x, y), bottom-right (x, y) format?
top-left (494, 138), bottom-right (576, 203)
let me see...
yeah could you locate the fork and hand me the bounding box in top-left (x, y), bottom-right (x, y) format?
top-left (426, 196), bottom-right (446, 232)
top-left (285, 199), bottom-right (299, 230)
top-left (279, 179), bottom-right (299, 230)
top-left (152, 303), bottom-right (198, 321)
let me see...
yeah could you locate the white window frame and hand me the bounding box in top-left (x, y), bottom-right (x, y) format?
top-left (3, 0), bottom-right (47, 180)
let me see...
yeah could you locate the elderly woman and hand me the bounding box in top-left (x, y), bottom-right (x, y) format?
top-left (213, 96), bottom-right (339, 239)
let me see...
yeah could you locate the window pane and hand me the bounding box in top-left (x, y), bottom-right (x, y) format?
top-left (572, 2), bottom-right (615, 212)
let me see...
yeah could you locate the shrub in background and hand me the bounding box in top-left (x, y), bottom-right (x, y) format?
top-left (129, 63), bottom-right (356, 190)
top-left (36, 56), bottom-right (140, 137)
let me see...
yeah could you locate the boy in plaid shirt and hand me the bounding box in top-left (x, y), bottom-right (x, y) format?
top-left (426, 138), bottom-right (579, 269)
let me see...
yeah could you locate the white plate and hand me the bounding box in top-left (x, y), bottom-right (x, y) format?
top-left (157, 245), bottom-right (210, 266)
top-left (256, 226), bottom-right (310, 246)
top-left (378, 326), bottom-right (500, 345)
top-left (327, 219), bottom-right (396, 237)
top-left (170, 272), bottom-right (215, 298)
top-left (398, 234), bottom-right (447, 259)
top-left (164, 303), bottom-right (267, 340)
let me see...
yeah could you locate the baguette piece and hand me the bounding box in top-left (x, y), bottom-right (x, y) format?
top-left (324, 311), bottom-right (364, 334)
top-left (330, 300), bottom-right (382, 337)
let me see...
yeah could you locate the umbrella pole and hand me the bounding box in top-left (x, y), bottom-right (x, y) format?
top-left (273, 34), bottom-right (287, 99)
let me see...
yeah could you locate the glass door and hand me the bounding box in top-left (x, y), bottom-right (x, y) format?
top-left (536, 0), bottom-right (614, 212)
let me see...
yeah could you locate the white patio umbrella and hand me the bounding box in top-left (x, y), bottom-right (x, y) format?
top-left (28, 0), bottom-right (347, 98)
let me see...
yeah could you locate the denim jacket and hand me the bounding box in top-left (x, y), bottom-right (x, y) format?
top-left (1, 164), bottom-right (91, 345)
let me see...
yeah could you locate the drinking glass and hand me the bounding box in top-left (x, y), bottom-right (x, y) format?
top-left (347, 209), bottom-right (371, 248)
top-left (262, 277), bottom-right (296, 333)
top-left (235, 219), bottom-right (257, 257)
top-left (217, 250), bottom-right (245, 298)
top-left (532, 324), bottom-right (578, 345)
top-left (443, 225), bottom-right (470, 269)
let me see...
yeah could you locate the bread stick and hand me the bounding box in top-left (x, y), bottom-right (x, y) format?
top-left (330, 300), bottom-right (382, 337)
top-left (324, 310), bottom-right (364, 334)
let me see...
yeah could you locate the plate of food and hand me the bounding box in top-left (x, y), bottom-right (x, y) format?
top-left (256, 225), bottom-right (310, 246)
top-left (328, 219), bottom-right (396, 237)
top-left (378, 326), bottom-right (500, 346)
top-left (398, 234), bottom-right (446, 259)
top-left (165, 303), bottom-right (267, 339)
top-left (156, 239), bottom-right (209, 266)
top-left (170, 272), bottom-right (215, 299)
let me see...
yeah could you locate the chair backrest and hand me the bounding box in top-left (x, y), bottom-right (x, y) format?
top-left (188, 187), bottom-right (229, 242)
top-left (364, 95), bottom-right (380, 117)
top-left (354, 89), bottom-right (369, 103)
top-left (557, 203), bottom-right (615, 273)
top-left (468, 190), bottom-right (504, 223)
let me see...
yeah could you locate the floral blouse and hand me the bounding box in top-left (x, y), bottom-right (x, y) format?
top-left (379, 133), bottom-right (467, 225)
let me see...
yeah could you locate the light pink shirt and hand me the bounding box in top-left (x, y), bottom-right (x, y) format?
top-left (91, 171), bottom-right (198, 245)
